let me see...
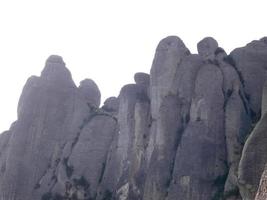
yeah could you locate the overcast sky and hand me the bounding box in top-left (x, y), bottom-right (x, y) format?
top-left (0, 0), bottom-right (266, 132)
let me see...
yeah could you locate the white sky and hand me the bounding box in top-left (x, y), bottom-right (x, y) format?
top-left (0, 0), bottom-right (266, 132)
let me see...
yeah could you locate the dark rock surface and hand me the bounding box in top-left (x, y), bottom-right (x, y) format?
top-left (238, 80), bottom-right (267, 200)
top-left (102, 97), bottom-right (120, 113)
top-left (1, 37), bottom-right (267, 200)
top-left (78, 79), bottom-right (101, 108)
top-left (197, 37), bottom-right (218, 61)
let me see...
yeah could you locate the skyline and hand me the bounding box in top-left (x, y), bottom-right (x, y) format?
top-left (1, 0), bottom-right (267, 132)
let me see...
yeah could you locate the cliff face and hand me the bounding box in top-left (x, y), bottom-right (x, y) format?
top-left (1, 36), bottom-right (267, 200)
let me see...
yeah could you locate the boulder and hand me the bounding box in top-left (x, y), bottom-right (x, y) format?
top-left (197, 37), bottom-right (218, 61)
top-left (134, 72), bottom-right (150, 87)
top-left (102, 96), bottom-right (119, 113)
top-left (78, 79), bottom-right (101, 108)
top-left (230, 39), bottom-right (267, 121)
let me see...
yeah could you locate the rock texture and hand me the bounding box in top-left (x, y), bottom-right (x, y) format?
top-left (1, 37), bottom-right (267, 200)
top-left (248, 80), bottom-right (267, 200)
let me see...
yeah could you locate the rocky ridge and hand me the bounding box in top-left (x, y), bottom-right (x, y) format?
top-left (1, 36), bottom-right (267, 200)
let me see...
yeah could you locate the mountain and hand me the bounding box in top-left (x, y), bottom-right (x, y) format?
top-left (1, 36), bottom-right (267, 200)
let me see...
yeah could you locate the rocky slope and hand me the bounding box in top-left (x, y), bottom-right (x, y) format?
top-left (1, 36), bottom-right (267, 200)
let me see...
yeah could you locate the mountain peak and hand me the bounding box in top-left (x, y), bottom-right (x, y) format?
top-left (2, 37), bottom-right (267, 200)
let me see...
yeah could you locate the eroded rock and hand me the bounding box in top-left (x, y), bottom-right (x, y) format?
top-left (78, 79), bottom-right (101, 108)
top-left (1, 37), bottom-right (267, 200)
top-left (197, 37), bottom-right (218, 61)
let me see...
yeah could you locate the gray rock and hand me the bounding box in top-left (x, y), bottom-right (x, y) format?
top-left (238, 112), bottom-right (267, 200)
top-left (245, 79), bottom-right (267, 200)
top-left (67, 114), bottom-right (117, 199)
top-left (128, 100), bottom-right (150, 199)
top-left (144, 93), bottom-right (182, 200)
top-left (0, 55), bottom-right (90, 200)
top-left (261, 80), bottom-right (267, 115)
top-left (0, 131), bottom-right (11, 182)
top-left (215, 54), bottom-right (252, 199)
top-left (238, 81), bottom-right (267, 199)
top-left (97, 83), bottom-right (150, 200)
top-left (150, 35), bottom-right (190, 119)
top-left (197, 37), bottom-right (218, 61)
top-left (230, 39), bottom-right (267, 121)
top-left (167, 64), bottom-right (227, 200)
top-left (102, 97), bottom-right (119, 113)
top-left (255, 165), bottom-right (267, 200)
top-left (78, 79), bottom-right (101, 108)
top-left (143, 36), bottom-right (190, 200)
top-left (223, 82), bottom-right (251, 199)
top-left (134, 72), bottom-right (150, 86)
top-left (2, 37), bottom-right (267, 200)
top-left (41, 55), bottom-right (75, 87)
top-left (0, 131), bottom-right (11, 155)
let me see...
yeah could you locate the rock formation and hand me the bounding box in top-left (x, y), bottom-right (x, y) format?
top-left (1, 37), bottom-right (267, 200)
